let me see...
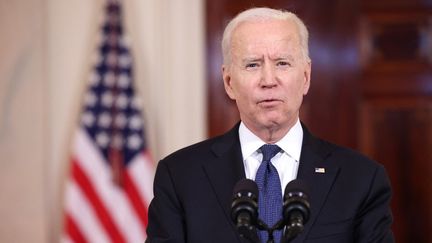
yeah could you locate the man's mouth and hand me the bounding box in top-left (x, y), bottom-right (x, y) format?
top-left (258, 99), bottom-right (282, 106)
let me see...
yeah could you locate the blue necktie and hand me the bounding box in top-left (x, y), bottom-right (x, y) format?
top-left (255, 144), bottom-right (283, 243)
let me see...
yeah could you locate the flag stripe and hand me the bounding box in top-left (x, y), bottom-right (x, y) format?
top-left (124, 169), bottom-right (149, 231)
top-left (128, 152), bottom-right (155, 205)
top-left (65, 214), bottom-right (88, 243)
top-left (64, 180), bottom-right (111, 243)
top-left (72, 160), bottom-right (126, 243)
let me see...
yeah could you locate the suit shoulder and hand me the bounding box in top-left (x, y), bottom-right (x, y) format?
top-left (302, 124), bottom-right (378, 168)
top-left (311, 136), bottom-right (382, 171)
top-left (159, 132), bottom-right (230, 167)
top-left (162, 138), bottom-right (213, 162)
top-left (309, 138), bottom-right (391, 200)
top-left (160, 124), bottom-right (239, 166)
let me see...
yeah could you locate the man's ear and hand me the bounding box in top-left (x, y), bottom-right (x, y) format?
top-left (222, 65), bottom-right (236, 100)
top-left (303, 60), bottom-right (311, 95)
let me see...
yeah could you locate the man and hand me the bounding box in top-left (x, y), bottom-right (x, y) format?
top-left (146, 7), bottom-right (394, 243)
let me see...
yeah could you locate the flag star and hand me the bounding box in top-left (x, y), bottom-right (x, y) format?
top-left (119, 53), bottom-right (132, 68)
top-left (89, 72), bottom-right (100, 86)
top-left (84, 92), bottom-right (97, 107)
top-left (102, 91), bottom-right (114, 107)
top-left (127, 134), bottom-right (141, 150)
top-left (104, 71), bottom-right (115, 87)
top-left (96, 131), bottom-right (109, 148)
top-left (131, 97), bottom-right (141, 110)
top-left (115, 94), bottom-right (129, 109)
top-left (118, 73), bottom-right (130, 88)
top-left (120, 35), bottom-right (131, 47)
top-left (81, 111), bottom-right (95, 127)
top-left (129, 115), bottom-right (142, 130)
top-left (98, 112), bottom-right (112, 128)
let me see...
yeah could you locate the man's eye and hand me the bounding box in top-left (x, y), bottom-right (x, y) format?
top-left (246, 63), bottom-right (259, 68)
top-left (277, 61), bottom-right (290, 66)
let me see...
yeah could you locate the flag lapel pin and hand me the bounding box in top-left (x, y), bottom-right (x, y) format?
top-left (315, 167), bottom-right (326, 173)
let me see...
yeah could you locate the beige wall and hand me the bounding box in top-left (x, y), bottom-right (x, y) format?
top-left (0, 0), bottom-right (47, 242)
top-left (0, 0), bottom-right (205, 242)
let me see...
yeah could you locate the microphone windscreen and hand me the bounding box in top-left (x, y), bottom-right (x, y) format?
top-left (233, 178), bottom-right (259, 196)
top-left (284, 179), bottom-right (309, 198)
top-left (231, 179), bottom-right (260, 241)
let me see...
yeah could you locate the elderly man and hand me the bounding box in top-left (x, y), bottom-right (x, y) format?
top-left (146, 7), bottom-right (394, 243)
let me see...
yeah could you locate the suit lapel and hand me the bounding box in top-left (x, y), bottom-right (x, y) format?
top-left (293, 125), bottom-right (340, 242)
top-left (202, 124), bottom-right (246, 230)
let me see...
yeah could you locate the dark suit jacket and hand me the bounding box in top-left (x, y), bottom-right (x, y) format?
top-left (146, 123), bottom-right (394, 243)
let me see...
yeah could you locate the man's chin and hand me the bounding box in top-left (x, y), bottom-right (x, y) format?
top-left (258, 116), bottom-right (295, 131)
top-left (259, 119), bottom-right (282, 130)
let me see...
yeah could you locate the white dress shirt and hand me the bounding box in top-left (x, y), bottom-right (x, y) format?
top-left (238, 119), bottom-right (303, 192)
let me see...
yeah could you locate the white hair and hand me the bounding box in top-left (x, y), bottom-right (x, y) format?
top-left (221, 7), bottom-right (310, 64)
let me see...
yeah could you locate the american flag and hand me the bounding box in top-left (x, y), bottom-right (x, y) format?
top-left (62, 0), bottom-right (154, 242)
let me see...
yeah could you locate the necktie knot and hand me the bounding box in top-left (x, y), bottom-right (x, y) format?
top-left (260, 144), bottom-right (281, 162)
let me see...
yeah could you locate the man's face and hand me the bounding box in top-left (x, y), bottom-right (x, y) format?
top-left (223, 19), bottom-right (311, 134)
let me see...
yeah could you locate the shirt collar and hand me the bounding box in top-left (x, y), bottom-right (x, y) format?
top-left (238, 119), bottom-right (303, 162)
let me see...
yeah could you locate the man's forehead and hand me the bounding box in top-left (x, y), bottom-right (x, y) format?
top-left (231, 36), bottom-right (300, 57)
top-left (233, 18), bottom-right (298, 36)
top-left (231, 21), bottom-right (299, 46)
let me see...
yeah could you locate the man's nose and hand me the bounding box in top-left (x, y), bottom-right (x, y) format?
top-left (260, 64), bottom-right (277, 88)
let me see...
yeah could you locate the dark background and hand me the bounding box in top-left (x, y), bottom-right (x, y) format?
top-left (205, 0), bottom-right (432, 242)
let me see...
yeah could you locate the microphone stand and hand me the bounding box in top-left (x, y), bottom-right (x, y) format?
top-left (255, 219), bottom-right (302, 243)
top-left (281, 217), bottom-right (305, 243)
top-left (255, 219), bottom-right (282, 243)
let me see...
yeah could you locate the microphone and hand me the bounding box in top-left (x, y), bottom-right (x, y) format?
top-left (231, 179), bottom-right (260, 242)
top-left (281, 179), bottom-right (310, 242)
